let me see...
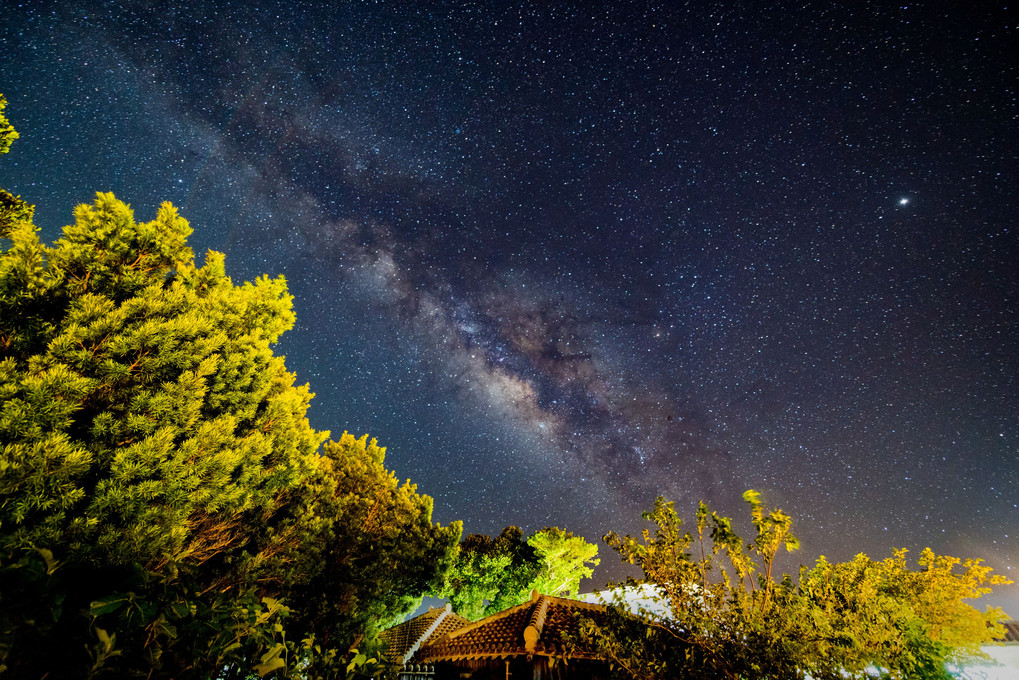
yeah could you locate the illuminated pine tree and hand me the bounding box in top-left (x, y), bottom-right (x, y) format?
top-left (0, 191), bottom-right (322, 674)
top-left (0, 120), bottom-right (459, 677)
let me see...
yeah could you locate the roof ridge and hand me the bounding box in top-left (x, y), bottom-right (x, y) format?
top-left (399, 604), bottom-right (450, 664)
top-left (523, 595), bottom-right (550, 653)
top-left (540, 592), bottom-right (607, 611)
top-left (527, 595), bottom-right (550, 633)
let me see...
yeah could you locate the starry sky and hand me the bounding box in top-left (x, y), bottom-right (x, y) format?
top-left (1, 2), bottom-right (1016, 613)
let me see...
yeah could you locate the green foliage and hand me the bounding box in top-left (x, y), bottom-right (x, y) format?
top-left (287, 433), bottom-right (462, 649)
top-left (438, 525), bottom-right (599, 619)
top-left (798, 548), bottom-right (1011, 678)
top-left (438, 527), bottom-right (534, 620)
top-left (0, 187), bottom-right (458, 678)
top-left (582, 491), bottom-right (1011, 680)
top-left (0, 94), bottom-right (18, 155)
top-left (527, 526), bottom-right (601, 599)
top-left (0, 93), bottom-right (29, 282)
top-left (294, 635), bottom-right (396, 680)
top-left (0, 187), bottom-right (35, 239)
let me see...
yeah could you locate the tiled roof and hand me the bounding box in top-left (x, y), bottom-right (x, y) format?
top-left (414, 591), bottom-right (608, 662)
top-left (379, 604), bottom-right (473, 666)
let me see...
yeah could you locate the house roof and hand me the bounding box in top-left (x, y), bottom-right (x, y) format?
top-left (379, 604), bottom-right (473, 666)
top-left (413, 590), bottom-right (608, 663)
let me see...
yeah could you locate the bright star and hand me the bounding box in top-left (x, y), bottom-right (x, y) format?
top-left (899, 197), bottom-right (910, 205)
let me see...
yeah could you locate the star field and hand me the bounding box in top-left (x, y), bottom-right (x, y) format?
top-left (0, 1), bottom-right (1015, 612)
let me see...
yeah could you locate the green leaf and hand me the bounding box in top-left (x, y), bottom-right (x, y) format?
top-left (253, 656), bottom-right (286, 677)
top-left (259, 644), bottom-right (285, 664)
top-left (35, 548), bottom-right (59, 575)
top-left (90, 596), bottom-right (128, 617)
top-left (254, 643), bottom-right (286, 677)
top-left (95, 627), bottom-right (115, 653)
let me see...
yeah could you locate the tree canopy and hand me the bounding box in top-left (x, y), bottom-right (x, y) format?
top-left (438, 525), bottom-right (599, 620)
top-left (0, 106), bottom-right (459, 678)
top-left (527, 526), bottom-right (601, 600)
top-left (579, 491), bottom-right (1011, 680)
top-left (0, 94), bottom-right (18, 154)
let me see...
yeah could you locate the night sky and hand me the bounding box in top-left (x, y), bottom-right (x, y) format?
top-left (1, 2), bottom-right (1016, 613)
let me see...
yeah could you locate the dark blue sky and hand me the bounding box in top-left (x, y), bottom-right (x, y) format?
top-left (1, 1), bottom-right (1015, 612)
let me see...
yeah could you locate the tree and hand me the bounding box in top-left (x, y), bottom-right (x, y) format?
top-left (438, 526), bottom-right (599, 619)
top-left (798, 548), bottom-right (1011, 679)
top-left (0, 94), bottom-right (18, 154)
top-left (438, 527), bottom-right (536, 620)
top-left (286, 433), bottom-right (461, 651)
top-left (527, 526), bottom-right (600, 599)
top-left (580, 491), bottom-right (1011, 680)
top-left (0, 189), bottom-right (315, 677)
top-left (0, 108), bottom-right (459, 677)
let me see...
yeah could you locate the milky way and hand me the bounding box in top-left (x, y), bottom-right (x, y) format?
top-left (0, 1), bottom-right (1015, 611)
